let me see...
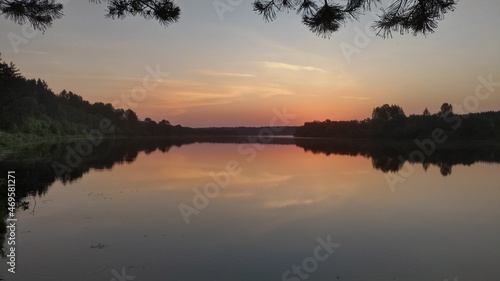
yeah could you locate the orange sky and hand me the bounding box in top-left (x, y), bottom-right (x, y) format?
top-left (1, 0), bottom-right (499, 127)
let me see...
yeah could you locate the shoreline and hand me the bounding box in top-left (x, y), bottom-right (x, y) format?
top-left (1, 131), bottom-right (498, 154)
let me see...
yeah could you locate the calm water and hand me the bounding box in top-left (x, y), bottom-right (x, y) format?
top-left (1, 139), bottom-right (500, 281)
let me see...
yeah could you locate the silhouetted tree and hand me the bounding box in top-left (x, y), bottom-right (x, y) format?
top-left (439, 103), bottom-right (453, 117)
top-left (372, 104), bottom-right (406, 121)
top-left (295, 102), bottom-right (500, 140)
top-left (423, 107), bottom-right (430, 116)
top-left (159, 119), bottom-right (170, 126)
top-left (0, 54), bottom-right (20, 80)
top-left (124, 109), bottom-right (139, 123)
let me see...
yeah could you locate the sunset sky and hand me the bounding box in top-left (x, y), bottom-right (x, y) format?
top-left (1, 0), bottom-right (499, 127)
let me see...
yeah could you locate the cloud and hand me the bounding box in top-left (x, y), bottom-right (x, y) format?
top-left (145, 79), bottom-right (246, 116)
top-left (153, 79), bottom-right (294, 112)
top-left (228, 84), bottom-right (294, 98)
top-left (38, 73), bottom-right (150, 82)
top-left (142, 78), bottom-right (296, 122)
top-left (339, 96), bottom-right (370, 100)
top-left (201, 71), bottom-right (256, 78)
top-left (232, 173), bottom-right (293, 187)
top-left (262, 61), bottom-right (325, 72)
top-left (263, 198), bottom-right (325, 209)
top-left (15, 50), bottom-right (47, 55)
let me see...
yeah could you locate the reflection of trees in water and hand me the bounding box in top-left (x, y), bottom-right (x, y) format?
top-left (1, 138), bottom-right (192, 199)
top-left (1, 137), bottom-right (498, 205)
top-left (0, 136), bottom-right (254, 210)
top-left (0, 137), bottom-right (194, 258)
top-left (438, 163), bottom-right (453, 176)
top-left (0, 137), bottom-right (499, 257)
top-left (294, 139), bottom-right (500, 176)
top-left (371, 156), bottom-right (404, 173)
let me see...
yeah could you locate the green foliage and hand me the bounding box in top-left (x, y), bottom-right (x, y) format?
top-left (0, 56), bottom-right (244, 143)
top-left (0, 55), bottom-right (184, 139)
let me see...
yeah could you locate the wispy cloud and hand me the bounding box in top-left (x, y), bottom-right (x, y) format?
top-left (263, 198), bottom-right (325, 209)
top-left (144, 78), bottom-right (296, 121)
top-left (141, 79), bottom-right (242, 116)
top-left (36, 73), bottom-right (148, 81)
top-left (14, 50), bottom-right (47, 55)
top-left (262, 61), bottom-right (325, 72)
top-left (228, 84), bottom-right (294, 98)
top-left (201, 71), bottom-right (256, 78)
top-left (339, 96), bottom-right (370, 100)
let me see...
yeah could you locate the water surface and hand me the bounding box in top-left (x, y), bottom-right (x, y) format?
top-left (1, 139), bottom-right (499, 281)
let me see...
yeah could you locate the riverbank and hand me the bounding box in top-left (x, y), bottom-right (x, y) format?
top-left (0, 132), bottom-right (101, 161)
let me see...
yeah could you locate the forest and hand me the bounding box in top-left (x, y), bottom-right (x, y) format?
top-left (2, 55), bottom-right (499, 146)
top-left (295, 104), bottom-right (500, 140)
top-left (0, 55), bottom-right (300, 148)
top-left (0, 55), bottom-right (240, 145)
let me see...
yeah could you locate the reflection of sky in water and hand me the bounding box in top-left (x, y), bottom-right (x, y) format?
top-left (3, 143), bottom-right (500, 281)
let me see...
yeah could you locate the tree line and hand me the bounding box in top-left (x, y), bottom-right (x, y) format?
top-left (295, 104), bottom-right (500, 139)
top-left (2, 55), bottom-right (498, 142)
top-left (0, 55), bottom-right (238, 140)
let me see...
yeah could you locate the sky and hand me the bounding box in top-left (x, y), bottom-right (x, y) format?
top-left (1, 0), bottom-right (499, 127)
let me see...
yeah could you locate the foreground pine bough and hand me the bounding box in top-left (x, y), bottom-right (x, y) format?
top-left (0, 0), bottom-right (457, 37)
